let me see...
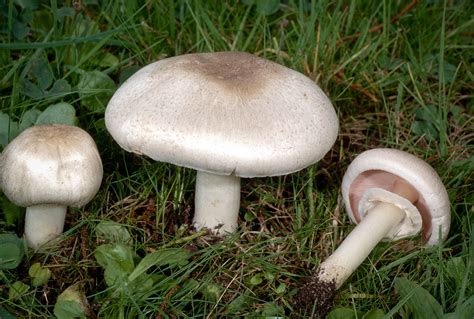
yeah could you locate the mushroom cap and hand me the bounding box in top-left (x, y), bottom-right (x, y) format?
top-left (341, 148), bottom-right (450, 246)
top-left (0, 125), bottom-right (103, 208)
top-left (105, 51), bottom-right (338, 178)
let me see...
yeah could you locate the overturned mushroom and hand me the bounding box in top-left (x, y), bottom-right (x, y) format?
top-left (296, 148), bottom-right (450, 317)
top-left (0, 125), bottom-right (103, 249)
top-left (105, 51), bottom-right (338, 234)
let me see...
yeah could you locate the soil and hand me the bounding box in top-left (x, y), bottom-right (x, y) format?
top-left (294, 273), bottom-right (336, 318)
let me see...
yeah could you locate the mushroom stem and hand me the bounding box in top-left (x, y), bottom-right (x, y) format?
top-left (297, 180), bottom-right (420, 314)
top-left (318, 178), bottom-right (419, 288)
top-left (318, 201), bottom-right (406, 288)
top-left (296, 201), bottom-right (407, 316)
top-left (193, 171), bottom-right (241, 234)
top-left (24, 204), bottom-right (67, 249)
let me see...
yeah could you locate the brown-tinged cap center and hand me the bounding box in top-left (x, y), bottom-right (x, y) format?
top-left (175, 52), bottom-right (283, 95)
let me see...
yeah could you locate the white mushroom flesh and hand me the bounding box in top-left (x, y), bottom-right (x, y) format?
top-left (193, 171), bottom-right (241, 233)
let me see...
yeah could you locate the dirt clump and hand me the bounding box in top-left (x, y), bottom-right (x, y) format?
top-left (294, 273), bottom-right (336, 318)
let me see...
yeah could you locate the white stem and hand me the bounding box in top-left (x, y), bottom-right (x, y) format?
top-left (24, 204), bottom-right (67, 249)
top-left (318, 202), bottom-right (406, 288)
top-left (193, 171), bottom-right (241, 234)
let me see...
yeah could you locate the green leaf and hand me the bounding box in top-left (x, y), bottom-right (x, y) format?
top-left (260, 302), bottom-right (284, 316)
top-left (129, 248), bottom-right (191, 281)
top-left (0, 196), bottom-right (24, 226)
top-left (94, 243), bottom-right (135, 286)
top-left (8, 281), bottom-right (29, 300)
top-left (74, 14), bottom-right (100, 36)
top-left (19, 108), bottom-right (41, 132)
top-left (455, 295), bottom-right (474, 319)
top-left (54, 301), bottom-right (86, 319)
top-left (20, 78), bottom-right (43, 99)
top-left (394, 277), bottom-right (443, 319)
top-left (450, 105), bottom-right (466, 125)
top-left (469, 226), bottom-right (474, 293)
top-left (0, 244), bottom-right (22, 270)
top-left (275, 283), bottom-right (286, 294)
top-left (201, 281), bottom-right (223, 302)
top-left (444, 295), bottom-right (474, 319)
top-left (28, 262), bottom-right (52, 287)
top-left (54, 284), bottom-right (88, 319)
top-left (249, 274), bottom-right (263, 286)
top-left (173, 278), bottom-right (199, 299)
top-left (57, 7), bottom-right (75, 20)
top-left (327, 308), bottom-right (359, 319)
top-left (19, 8), bottom-right (33, 23)
top-left (256, 0), bottom-right (280, 15)
top-left (411, 105), bottom-right (441, 141)
top-left (119, 65), bottom-right (141, 84)
top-left (0, 233), bottom-right (25, 270)
top-left (77, 71), bottom-right (115, 112)
top-left (31, 9), bottom-right (53, 31)
top-left (0, 307), bottom-right (16, 319)
top-left (362, 308), bottom-right (386, 319)
top-left (129, 275), bottom-right (154, 295)
top-left (47, 79), bottom-right (72, 98)
top-left (98, 52), bottom-right (119, 68)
top-left (226, 293), bottom-right (250, 314)
top-left (242, 0), bottom-right (280, 15)
top-left (12, 21), bottom-right (29, 40)
top-left (14, 0), bottom-right (39, 10)
top-left (244, 211), bottom-right (255, 222)
top-left (264, 272), bottom-right (275, 281)
top-left (445, 257), bottom-right (466, 284)
top-left (35, 102), bottom-right (77, 125)
top-left (95, 221), bottom-right (132, 245)
top-left (0, 112), bottom-right (19, 147)
top-left (29, 56), bottom-right (54, 90)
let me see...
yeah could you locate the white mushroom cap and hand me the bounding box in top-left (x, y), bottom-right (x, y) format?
top-left (105, 52), bottom-right (338, 177)
top-left (0, 124), bottom-right (103, 207)
top-left (341, 148), bottom-right (450, 246)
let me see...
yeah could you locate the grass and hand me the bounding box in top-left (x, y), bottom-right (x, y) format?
top-left (0, 0), bottom-right (473, 317)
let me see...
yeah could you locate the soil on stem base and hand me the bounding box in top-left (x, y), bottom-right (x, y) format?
top-left (295, 272), bottom-right (336, 318)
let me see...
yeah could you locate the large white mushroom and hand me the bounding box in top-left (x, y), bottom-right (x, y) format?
top-left (0, 124), bottom-right (103, 249)
top-left (105, 51), bottom-right (339, 234)
top-left (297, 148), bottom-right (450, 317)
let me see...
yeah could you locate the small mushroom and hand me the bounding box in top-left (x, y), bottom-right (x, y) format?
top-left (0, 125), bottom-right (103, 249)
top-left (105, 52), bottom-right (339, 234)
top-left (296, 148), bottom-right (450, 316)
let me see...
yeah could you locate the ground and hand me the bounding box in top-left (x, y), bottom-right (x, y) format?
top-left (0, 0), bottom-right (472, 318)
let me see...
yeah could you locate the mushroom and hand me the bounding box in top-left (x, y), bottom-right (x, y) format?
top-left (0, 124), bottom-right (103, 249)
top-left (105, 51), bottom-right (338, 234)
top-left (296, 148), bottom-right (450, 316)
